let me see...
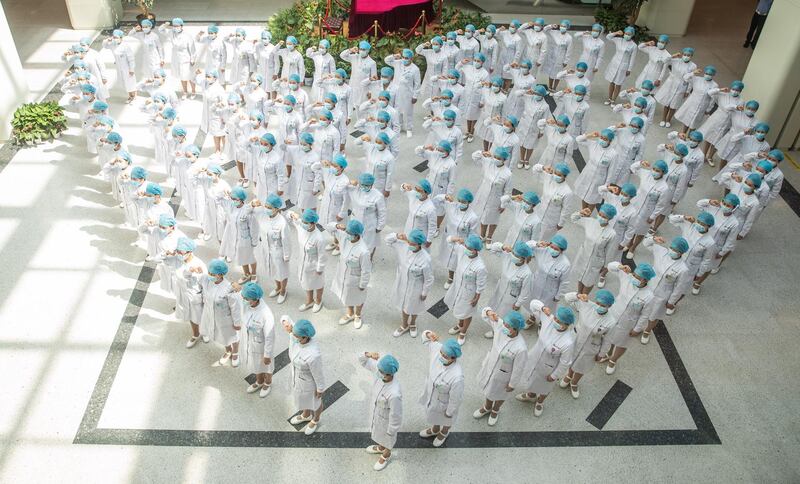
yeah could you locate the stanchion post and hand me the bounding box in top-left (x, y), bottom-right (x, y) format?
top-left (318, 14), bottom-right (322, 36)
top-left (422, 10), bottom-right (426, 35)
top-left (373, 19), bottom-right (379, 38)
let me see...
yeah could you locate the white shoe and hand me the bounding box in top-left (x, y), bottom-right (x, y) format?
top-left (312, 303), bottom-right (322, 313)
top-left (517, 162), bottom-right (523, 169)
top-left (185, 336), bottom-right (199, 348)
top-left (447, 326), bottom-right (459, 335)
top-left (203, 233), bottom-right (212, 241)
top-left (406, 130), bottom-right (413, 138)
top-left (419, 427), bottom-right (436, 438)
top-left (706, 157), bottom-right (716, 167)
top-left (189, 93), bottom-right (197, 100)
top-left (603, 99), bottom-right (612, 105)
top-left (202, 336), bottom-right (210, 343)
top-left (268, 289), bottom-right (279, 298)
top-left (218, 352), bottom-right (231, 365)
top-left (559, 377), bottom-right (570, 389)
top-left (373, 456), bottom-right (389, 471)
top-left (290, 414), bottom-right (312, 425)
top-left (365, 445), bottom-right (382, 454)
top-left (242, 179), bottom-right (250, 188)
top-left (338, 315), bottom-right (354, 325)
top-left (181, 93), bottom-right (188, 100)
top-left (665, 307), bottom-right (675, 316)
top-left (659, 121), bottom-right (666, 127)
top-left (250, 275), bottom-right (258, 283)
top-left (466, 134), bottom-right (474, 143)
top-left (570, 385), bottom-right (580, 399)
top-left (692, 285), bottom-right (700, 295)
top-left (534, 403), bottom-right (544, 417)
top-left (625, 249), bottom-right (635, 259)
top-left (432, 229), bottom-right (440, 239)
top-left (325, 243), bottom-right (336, 251)
top-left (710, 267), bottom-right (720, 275)
top-left (393, 326), bottom-right (410, 337)
top-left (664, 122), bottom-right (671, 128)
top-left (410, 326), bottom-right (418, 338)
top-left (487, 413), bottom-right (499, 426)
top-left (473, 406), bottom-right (490, 419)
top-left (597, 276), bottom-right (606, 288)
top-left (231, 354), bottom-right (239, 368)
top-left (606, 361), bottom-right (617, 375)
top-left (259, 384), bottom-right (272, 398)
top-left (247, 383), bottom-right (260, 394)
top-left (331, 248), bottom-right (340, 256)
top-left (443, 279), bottom-right (452, 289)
top-left (298, 302), bottom-right (313, 312)
top-left (237, 276), bottom-right (251, 284)
top-left (304, 421), bottom-right (319, 435)
top-left (515, 393), bottom-right (536, 403)
top-left (641, 332), bottom-right (651, 344)
top-left (483, 330), bottom-right (493, 339)
top-left (118, 202), bottom-right (124, 208)
top-left (144, 255), bottom-right (154, 262)
top-left (432, 433), bottom-right (448, 447)
top-left (277, 293), bottom-right (287, 304)
top-left (457, 333), bottom-right (466, 345)
top-left (353, 315), bottom-right (363, 329)
top-left (524, 163), bottom-right (531, 170)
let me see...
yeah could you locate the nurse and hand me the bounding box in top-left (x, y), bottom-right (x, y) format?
top-left (559, 291), bottom-right (616, 398)
top-left (346, 173), bottom-right (387, 257)
top-left (639, 235), bottom-right (692, 343)
top-left (542, 20), bottom-right (574, 90)
top-left (306, 39), bottom-right (336, 102)
top-left (327, 219), bottom-right (373, 329)
top-left (250, 194), bottom-right (290, 303)
top-left (340, 41), bottom-right (377, 111)
top-left (474, 309), bottom-right (528, 425)
top-left (607, 117), bottom-right (646, 186)
top-left (284, 132), bottom-right (323, 212)
top-left (667, 211), bottom-right (717, 299)
top-left (475, 77), bottom-right (507, 151)
top-left (128, 19), bottom-right (164, 79)
top-left (603, 27), bottom-right (637, 105)
top-left (692, 195), bottom-right (741, 292)
top-left (287, 209), bottom-right (327, 313)
top-left (159, 19), bottom-right (196, 99)
top-left (219, 187), bottom-right (259, 284)
top-left (196, 25), bottom-right (227, 82)
top-left (416, 36), bottom-right (448, 101)
top-left (635, 34), bottom-right (671, 90)
top-left (574, 130), bottom-right (617, 211)
top-left (318, 154), bottom-right (350, 255)
top-left (516, 302), bottom-right (576, 417)
top-left (384, 49), bottom-right (421, 137)
top-left (239, 282), bottom-right (276, 398)
top-left (570, 204), bottom-right (618, 294)
top-left (499, 191), bottom-right (542, 248)
top-left (444, 234), bottom-right (488, 344)
top-left (526, 235), bottom-right (572, 317)
top-left (536, 115), bottom-right (576, 168)
top-left (102, 29), bottom-right (137, 102)
top-left (697, 80), bottom-right (744, 165)
top-left (436, 189), bottom-right (479, 288)
top-left (254, 31), bottom-right (279, 99)
top-left (653, 47), bottom-right (697, 128)
top-left (516, 85), bottom-right (550, 169)
top-left (254, 133), bottom-right (288, 201)
top-left (387, 230), bottom-right (434, 338)
top-left (457, 52), bottom-right (489, 143)
top-left (282, 317), bottom-right (326, 435)
top-left (173, 237), bottom-right (206, 349)
top-left (624, 160), bottom-right (672, 258)
top-left (194, 69), bottom-right (226, 155)
top-left (531, 163), bottom-right (575, 242)
top-left (495, 21), bottom-right (525, 89)
top-left (200, 259), bottom-right (242, 367)
top-left (574, 24), bottom-right (605, 81)
top-left (197, 164), bottom-right (230, 243)
top-left (484, 242), bottom-right (534, 338)
top-left (601, 261), bottom-right (655, 374)
top-left (418, 332), bottom-right (465, 447)
top-left (358, 353), bottom-right (403, 471)
top-left (399, 181), bottom-right (437, 245)
top-left (674, 66), bottom-right (719, 134)
top-left (471, 147), bottom-right (513, 242)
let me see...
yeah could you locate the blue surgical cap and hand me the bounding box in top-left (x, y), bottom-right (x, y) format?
top-left (302, 208), bottom-right (319, 223)
top-left (107, 132), bottom-right (122, 144)
top-left (92, 100), bottom-right (108, 111)
top-left (641, 79), bottom-right (654, 90)
top-left (347, 219), bottom-right (364, 236)
top-left (319, 39), bottom-right (330, 49)
top-left (319, 108), bottom-right (333, 120)
top-left (630, 116), bottom-right (644, 129)
top-left (682, 47), bottom-right (694, 55)
top-left (408, 228), bottom-right (427, 245)
top-left (448, 68), bottom-right (461, 78)
top-left (493, 146), bottom-right (510, 160)
top-left (534, 18), bottom-right (545, 25)
top-left (486, 24), bottom-right (497, 33)
top-left (145, 182), bottom-right (162, 196)
top-left (658, 34), bottom-right (669, 43)
top-left (208, 258), bottom-right (228, 275)
top-left (688, 130), bottom-right (703, 142)
top-left (358, 40), bottom-right (371, 50)
top-left (601, 128), bottom-right (615, 141)
top-left (441, 89), bottom-right (453, 99)
top-left (402, 48), bottom-right (413, 58)
top-left (162, 107), bottom-right (177, 120)
top-left (595, 289), bottom-right (615, 306)
top-left (575, 84), bottom-right (587, 95)
top-left (634, 97), bottom-right (648, 108)
top-left (554, 163), bottom-right (571, 176)
top-left (746, 173), bottom-right (762, 188)
top-left (130, 166), bottom-right (148, 179)
top-left (635, 262), bottom-right (656, 280)
top-left (208, 25), bottom-right (219, 34)
top-left (697, 211), bottom-right (715, 227)
top-left (474, 52), bottom-right (486, 62)
top-left (670, 236), bottom-right (689, 253)
top-left (293, 319), bottom-right (316, 338)
top-left (80, 84), bottom-right (96, 94)
top-left (745, 100), bottom-right (759, 110)
top-left (172, 126), bottom-right (187, 137)
top-left (675, 143), bottom-right (689, 156)
top-left (512, 242), bottom-right (533, 259)
top-left (623, 26), bottom-right (635, 35)
top-left (112, 29), bottom-right (124, 38)
top-left (380, 66), bottom-right (393, 78)
top-left (653, 159), bottom-right (669, 173)
top-left (443, 109), bottom-right (456, 120)
top-left (556, 306), bottom-right (575, 325)
top-left (377, 110), bottom-right (391, 123)
top-left (621, 183), bottom-right (637, 197)
top-left (335, 68), bottom-right (348, 78)
top-left (704, 65), bottom-right (717, 76)
top-left (359, 172), bottom-right (375, 186)
top-left (418, 179), bottom-right (432, 194)
top-left (556, 114), bottom-right (571, 126)
top-left (523, 191), bottom-right (540, 205)
top-left (378, 90), bottom-right (391, 101)
top-left (754, 122), bottom-right (770, 133)
top-left (506, 114), bottom-right (519, 127)
top-left (551, 234), bottom-right (568, 250)
top-left (767, 149), bottom-right (783, 161)
top-left (236, 27), bottom-right (247, 37)
top-left (266, 193), bottom-right (283, 208)
top-left (756, 159), bottom-right (773, 173)
top-left (431, 36), bottom-right (443, 45)
top-left (208, 163), bottom-right (223, 175)
top-left (504, 310), bottom-right (525, 329)
top-left (534, 85), bottom-right (548, 96)
top-left (438, 140), bottom-right (453, 153)
top-left (465, 24), bottom-right (476, 32)
top-left (261, 133), bottom-right (276, 145)
top-left (333, 153), bottom-right (348, 168)
top-left (207, 69), bottom-right (219, 78)
top-left (242, 281), bottom-right (264, 300)
top-left (300, 132), bottom-right (314, 145)
top-left (284, 94), bottom-right (297, 105)
top-left (490, 76), bottom-right (503, 87)
top-left (289, 73), bottom-right (301, 83)
top-left (465, 234), bottom-right (483, 251)
top-left (324, 92), bottom-right (338, 103)
top-left (176, 236), bottom-right (195, 252)
top-left (376, 132), bottom-right (391, 145)
top-left (286, 35), bottom-right (298, 44)
top-left (576, 61), bottom-right (588, 71)
top-left (457, 188), bottom-right (474, 203)
top-left (159, 213), bottom-right (176, 227)
top-left (723, 193), bottom-right (740, 207)
top-left (441, 338), bottom-right (462, 358)
top-left (378, 354), bottom-right (399, 374)
top-left (560, 19), bottom-right (571, 28)
top-left (172, 18), bottom-right (184, 26)
top-left (510, 20), bottom-right (522, 28)
top-left (521, 59), bottom-right (533, 69)
top-left (230, 187), bottom-right (247, 201)
top-left (731, 80), bottom-right (744, 91)
top-left (141, 19), bottom-right (153, 28)
top-left (250, 110), bottom-right (265, 122)
top-left (598, 203), bottom-right (617, 219)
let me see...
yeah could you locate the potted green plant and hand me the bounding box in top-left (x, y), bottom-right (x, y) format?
top-left (11, 102), bottom-right (68, 146)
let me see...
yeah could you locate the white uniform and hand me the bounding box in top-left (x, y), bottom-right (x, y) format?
top-left (156, 228), bottom-right (187, 293)
top-left (327, 223), bottom-right (372, 306)
top-left (419, 339), bottom-right (464, 427)
top-left (635, 43), bottom-right (670, 88)
top-left (254, 148), bottom-right (288, 201)
top-left (340, 50), bottom-right (377, 110)
top-left (599, 186), bottom-right (637, 262)
top-left (425, 152), bottom-right (457, 216)
top-left (356, 140), bottom-right (395, 196)
top-left (286, 320), bottom-right (326, 411)
top-left (219, 200), bottom-right (259, 266)
top-left (198, 176), bottom-right (230, 243)
top-left (318, 170), bottom-right (349, 225)
top-left (674, 74), bottom-right (718, 129)
top-left (520, 26), bottom-right (547, 76)
top-left (499, 197), bottom-right (542, 247)
top-left (517, 96), bottom-right (550, 151)
top-left (541, 25), bottom-right (573, 79)
top-left (137, 201), bottom-right (173, 257)
top-left (605, 262), bottom-right (654, 349)
top-left (526, 244), bottom-right (571, 311)
top-left (456, 63), bottom-right (489, 120)
top-left (482, 122), bottom-right (521, 165)
top-left (199, 278), bottom-right (241, 346)
top-left (495, 29), bottom-right (524, 79)
top-left (435, 198), bottom-right (479, 272)
top-left (284, 146), bottom-right (323, 210)
top-left (552, 90), bottom-right (590, 137)
top-left (197, 33), bottom-right (227, 74)
top-left (654, 57), bottom-right (696, 109)
top-left (570, 213), bottom-right (617, 287)
top-left (536, 120), bottom-right (576, 168)
top-left (253, 209), bottom-right (290, 281)
top-left (697, 89), bottom-right (743, 147)
top-left (643, 237), bottom-right (692, 320)
top-left (403, 191), bottom-right (437, 242)
top-left (103, 39), bottom-right (137, 92)
top-left (306, 48), bottom-right (335, 101)
top-left (477, 308), bottom-right (528, 400)
top-left (522, 300), bottom-right (575, 395)
top-left (564, 293), bottom-right (616, 375)
top-left (358, 354), bottom-right (403, 449)
top-left (384, 56), bottom-right (421, 131)
top-left (626, 163), bottom-right (673, 237)
top-left (697, 199), bottom-right (740, 270)
top-left (475, 88), bottom-right (506, 141)
top-left (471, 151), bottom-right (512, 225)
top-left (501, 66), bottom-right (537, 118)
top-left (574, 32), bottom-right (605, 80)
top-left (345, 185), bottom-right (387, 251)
top-left (195, 76), bottom-right (226, 135)
top-left (574, 136), bottom-right (615, 205)
top-left (604, 34), bottom-right (637, 85)
top-left (386, 233), bottom-right (434, 315)
top-left (288, 219), bottom-right (327, 291)
top-left (476, 34), bottom-right (499, 73)
top-left (255, 41), bottom-right (280, 91)
top-left (276, 46), bottom-right (304, 80)
top-left (173, 255), bottom-right (205, 324)
top-left (159, 26), bottom-right (196, 81)
top-left (444, 245), bottom-right (488, 319)
top-left (239, 300), bottom-right (276, 374)
top-left (486, 245), bottom-right (534, 316)
top-left (532, 164), bottom-right (575, 241)
top-left (607, 125), bottom-right (645, 185)
top-left (128, 28), bottom-right (164, 77)
top-left (416, 44), bottom-right (448, 100)
top-left (669, 215), bottom-right (717, 279)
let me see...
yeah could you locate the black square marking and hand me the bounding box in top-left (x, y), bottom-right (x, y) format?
top-left (427, 298), bottom-right (449, 319)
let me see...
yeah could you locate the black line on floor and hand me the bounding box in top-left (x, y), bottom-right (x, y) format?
top-left (427, 297), bottom-right (449, 319)
top-left (779, 180), bottom-right (800, 219)
top-left (286, 381), bottom-right (350, 430)
top-left (586, 380), bottom-right (633, 430)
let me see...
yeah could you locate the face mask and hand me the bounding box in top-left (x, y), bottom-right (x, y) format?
top-left (447, 39), bottom-right (456, 45)
top-left (360, 185), bottom-right (371, 192)
top-left (553, 174), bottom-right (565, 183)
top-left (576, 71), bottom-right (585, 78)
top-left (324, 102), bottom-right (334, 110)
top-left (448, 78), bottom-right (458, 85)
top-left (501, 326), bottom-right (513, 336)
top-left (743, 185), bottom-right (754, 194)
top-left (576, 95), bottom-right (585, 103)
top-left (442, 99), bottom-right (451, 106)
top-left (175, 27), bottom-right (183, 33)
top-left (380, 77), bottom-right (390, 85)
top-left (652, 171), bottom-right (663, 180)
top-left (495, 159), bottom-right (505, 167)
top-left (262, 38), bottom-right (270, 45)
top-left (524, 203), bottom-right (534, 213)
top-left (113, 38), bottom-right (122, 45)
top-left (438, 356), bottom-right (450, 365)
top-left (287, 44), bottom-right (296, 51)
top-left (623, 34), bottom-right (633, 41)
top-left (284, 105), bottom-right (293, 112)
top-left (491, 86), bottom-right (500, 93)
top-left (301, 144), bottom-right (312, 153)
top-left (260, 145), bottom-right (271, 153)
top-left (722, 206), bottom-right (734, 215)
top-left (319, 48), bottom-right (327, 54)
top-left (376, 143), bottom-right (386, 151)
top-left (630, 126), bottom-right (640, 134)
top-left (379, 122), bottom-right (388, 130)
top-left (433, 45), bottom-right (441, 52)
top-left (669, 249), bottom-right (682, 259)
top-left (349, 234), bottom-right (359, 242)
top-left (445, 119), bottom-right (455, 127)
top-left (458, 203), bottom-right (469, 211)
top-left (303, 222), bottom-right (314, 231)
top-left (744, 109), bottom-right (755, 117)
top-left (475, 62), bottom-right (483, 69)
top-left (599, 139), bottom-right (610, 148)
top-left (559, 27), bottom-right (567, 33)
top-left (209, 33), bottom-right (217, 40)
top-left (158, 228), bottom-right (168, 236)
top-left (595, 304), bottom-right (608, 315)
top-left (403, 59), bottom-right (412, 65)
top-left (682, 55), bottom-right (691, 62)
top-left (731, 90), bottom-right (740, 97)
top-left (597, 216), bottom-right (609, 226)
top-left (634, 107), bottom-right (643, 114)
top-left (621, 195), bottom-right (631, 205)
top-left (533, 95), bottom-right (544, 102)
top-left (289, 83), bottom-right (299, 91)
top-left (465, 249), bottom-right (477, 258)
top-left (694, 223), bottom-right (707, 233)
top-left (548, 247), bottom-right (560, 257)
top-left (591, 31), bottom-right (600, 38)
top-left (704, 75), bottom-right (712, 81)
top-left (641, 89), bottom-right (651, 96)
top-left (328, 167), bottom-right (339, 175)
top-left (410, 244), bottom-right (421, 252)
top-left (557, 126), bottom-right (567, 134)
top-left (142, 27), bottom-right (151, 33)
top-left (689, 141), bottom-right (699, 148)
top-left (631, 275), bottom-right (644, 288)
top-left (207, 275), bottom-right (219, 282)
top-left (336, 78), bottom-right (344, 86)
top-left (378, 100), bottom-right (388, 109)
top-left (657, 42), bottom-right (666, 49)
top-left (504, 126), bottom-right (513, 134)
top-left (755, 133), bottom-right (766, 141)
top-left (533, 26), bottom-right (542, 32)
top-left (466, 32), bottom-right (473, 38)
top-left (359, 50), bottom-right (368, 58)
top-left (320, 119), bottom-right (330, 127)
top-left (415, 192), bottom-right (424, 200)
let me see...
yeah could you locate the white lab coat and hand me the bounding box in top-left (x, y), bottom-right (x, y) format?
top-left (444, 244), bottom-right (488, 319)
top-left (517, 96), bottom-right (550, 151)
top-left (674, 74), bottom-right (718, 129)
top-left (319, 170), bottom-right (349, 225)
top-left (128, 29), bottom-right (164, 77)
top-left (157, 228), bottom-right (187, 293)
top-left (173, 255), bottom-right (205, 323)
top-left (198, 176), bottom-right (230, 243)
top-left (220, 200), bottom-right (259, 266)
top-left (416, 44), bottom-right (448, 100)
top-left (526, 244), bottom-right (571, 311)
top-left (605, 262), bottom-right (654, 349)
top-left (499, 197), bottom-right (542, 247)
top-left (306, 48), bottom-right (335, 101)
top-left (195, 76), bottom-right (226, 135)
top-left (340, 50), bottom-right (377, 109)
top-left (574, 32), bottom-right (605, 80)
top-left (520, 26), bottom-right (547, 75)
top-left (239, 300), bottom-right (276, 374)
top-left (697, 199), bottom-right (740, 269)
top-left (475, 89), bottom-right (506, 141)
top-left (435, 198), bottom-right (479, 271)
top-left (643, 237), bottom-right (692, 320)
top-left (496, 30), bottom-right (524, 79)
top-left (654, 57), bottom-right (696, 109)
top-left (253, 209), bottom-right (290, 281)
top-left (284, 145), bottom-right (322, 210)
top-left (419, 339), bottom-right (465, 427)
top-left (288, 218), bottom-right (327, 291)
top-left (418, 123), bottom-right (463, 164)
top-left (635, 43), bottom-right (670, 88)
top-left (345, 185), bottom-right (387, 250)
top-left (718, 175), bottom-right (762, 238)
top-left (159, 26), bottom-right (196, 81)
top-left (103, 39), bottom-right (137, 92)
top-left (197, 33), bottom-right (227, 74)
top-left (477, 308), bottom-right (528, 400)
top-left (199, 278), bottom-right (241, 346)
top-left (327, 223), bottom-right (372, 306)
top-left (137, 201), bottom-right (173, 257)
top-left (457, 63), bottom-right (489, 120)
top-left (626, 163), bottom-right (672, 236)
top-left (697, 89), bottom-right (743, 146)
top-left (552, 91), bottom-right (590, 137)
top-left (564, 293), bottom-right (617, 374)
top-left (358, 354), bottom-right (403, 449)
top-left (255, 41), bottom-right (280, 90)
top-left (607, 125), bottom-right (645, 185)
top-left (425, 154), bottom-right (457, 216)
top-left (226, 37), bottom-right (256, 84)
top-left (482, 122), bottom-right (521, 165)
top-left (570, 213), bottom-right (617, 287)
top-left (542, 25), bottom-right (573, 78)
top-left (599, 186), bottom-right (637, 262)
top-left (403, 191), bottom-right (437, 242)
top-left (285, 317), bottom-right (326, 411)
top-left (501, 66), bottom-right (537, 118)
top-left (476, 34), bottom-right (499, 73)
top-left (385, 56), bottom-right (421, 130)
top-left (618, 89), bottom-right (656, 132)
top-left (532, 164), bottom-right (575, 241)
top-left (669, 215), bottom-right (717, 278)
top-left (573, 136), bottom-right (615, 204)
top-left (536, 120), bottom-right (576, 168)
top-left (522, 300), bottom-right (576, 394)
top-left (471, 151), bottom-right (512, 225)
top-left (604, 34), bottom-right (637, 85)
top-left (386, 233), bottom-right (434, 315)
top-left (254, 147), bottom-right (288, 201)
top-left (486, 245), bottom-right (534, 316)
top-left (356, 141), bottom-right (395, 195)
top-left (716, 111), bottom-right (758, 161)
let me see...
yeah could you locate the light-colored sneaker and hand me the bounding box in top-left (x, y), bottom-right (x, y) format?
top-left (373, 456), bottom-right (390, 471)
top-left (185, 336), bottom-right (200, 348)
top-left (483, 330), bottom-right (493, 339)
top-left (606, 361), bottom-right (617, 375)
top-left (448, 326), bottom-right (460, 335)
top-left (365, 445), bottom-right (382, 454)
top-left (534, 403), bottom-right (544, 417)
top-left (570, 384), bottom-right (580, 399)
top-left (473, 406), bottom-right (489, 419)
top-left (353, 315), bottom-right (363, 329)
top-left (298, 302), bottom-right (313, 312)
top-left (432, 433), bottom-right (448, 447)
top-left (559, 377), bottom-right (570, 388)
top-left (659, 120), bottom-right (666, 127)
top-left (338, 315), bottom-right (354, 325)
top-left (231, 354), bottom-right (239, 368)
top-left (419, 427), bottom-right (436, 438)
top-left (289, 414), bottom-right (312, 425)
top-left (331, 247), bottom-right (341, 256)
top-left (515, 393), bottom-right (536, 403)
top-left (443, 279), bottom-right (452, 289)
top-left (259, 385), bottom-right (272, 398)
top-left (409, 326), bottom-right (418, 338)
top-left (312, 303), bottom-right (322, 313)
top-left (487, 413), bottom-right (499, 426)
top-left (277, 293), bottom-right (287, 304)
top-left (247, 383), bottom-right (260, 394)
top-left (304, 421), bottom-right (319, 435)
top-left (641, 331), bottom-right (651, 344)
top-left (665, 306), bottom-right (675, 315)
top-left (597, 275), bottom-right (606, 288)
top-left (218, 352), bottom-right (231, 365)
top-left (692, 285), bottom-right (701, 295)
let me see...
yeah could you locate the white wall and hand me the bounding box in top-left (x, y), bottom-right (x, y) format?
top-left (0, 2), bottom-right (28, 141)
top-left (638, 0), bottom-right (697, 36)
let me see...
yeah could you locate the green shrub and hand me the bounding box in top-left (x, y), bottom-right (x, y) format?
top-left (11, 101), bottom-right (67, 145)
top-left (594, 6), bottom-right (653, 43)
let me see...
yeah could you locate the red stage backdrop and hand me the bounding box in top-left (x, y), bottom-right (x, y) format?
top-left (349, 0), bottom-right (433, 37)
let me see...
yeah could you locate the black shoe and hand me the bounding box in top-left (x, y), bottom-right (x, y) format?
top-left (742, 41), bottom-right (750, 48)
